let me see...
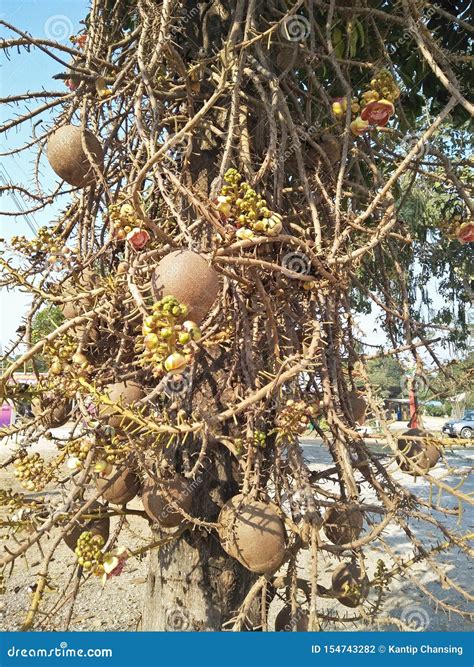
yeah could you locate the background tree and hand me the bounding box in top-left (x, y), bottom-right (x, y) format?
top-left (0, 0), bottom-right (472, 632)
top-left (366, 357), bottom-right (403, 399)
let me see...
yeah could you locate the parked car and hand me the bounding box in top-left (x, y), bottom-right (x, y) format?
top-left (442, 410), bottom-right (474, 439)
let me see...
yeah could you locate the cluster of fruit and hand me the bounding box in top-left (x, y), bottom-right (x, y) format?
top-left (10, 228), bottom-right (74, 267)
top-left (43, 337), bottom-right (92, 392)
top-left (276, 399), bottom-right (318, 435)
top-left (216, 169), bottom-right (283, 239)
top-left (108, 199), bottom-right (138, 240)
top-left (333, 70), bottom-right (399, 136)
top-left (0, 489), bottom-right (24, 512)
top-left (75, 531), bottom-right (105, 572)
top-left (253, 430), bottom-right (266, 448)
top-left (96, 434), bottom-right (128, 466)
top-left (13, 451), bottom-right (54, 492)
top-left (66, 437), bottom-right (93, 471)
top-left (139, 296), bottom-right (201, 377)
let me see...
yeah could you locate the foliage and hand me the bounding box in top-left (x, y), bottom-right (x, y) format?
top-left (366, 357), bottom-right (403, 398)
top-left (31, 307), bottom-right (64, 345)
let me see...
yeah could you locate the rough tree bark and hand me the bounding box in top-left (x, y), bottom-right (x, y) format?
top-left (142, 344), bottom-right (262, 631)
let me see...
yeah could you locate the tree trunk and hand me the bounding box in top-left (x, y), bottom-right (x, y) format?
top-left (141, 432), bottom-right (262, 631)
top-left (142, 349), bottom-right (261, 631)
top-left (141, 1), bottom-right (264, 630)
top-left (142, 526), bottom-right (256, 631)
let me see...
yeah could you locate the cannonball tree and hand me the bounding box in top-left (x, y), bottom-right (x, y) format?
top-left (0, 0), bottom-right (472, 631)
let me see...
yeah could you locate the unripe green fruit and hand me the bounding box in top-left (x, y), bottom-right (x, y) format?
top-left (144, 333), bottom-right (159, 350)
top-left (164, 352), bottom-right (187, 373)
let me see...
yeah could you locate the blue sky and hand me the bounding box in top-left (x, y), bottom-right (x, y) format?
top-left (0, 0), bottom-right (87, 349)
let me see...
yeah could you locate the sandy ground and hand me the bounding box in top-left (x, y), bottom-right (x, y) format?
top-left (0, 423), bottom-right (472, 632)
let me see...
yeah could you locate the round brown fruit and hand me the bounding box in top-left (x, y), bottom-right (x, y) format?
top-left (323, 505), bottom-right (363, 545)
top-left (331, 561), bottom-right (369, 607)
top-left (99, 381), bottom-right (144, 430)
top-left (32, 397), bottom-right (72, 428)
top-left (151, 250), bottom-right (219, 323)
top-left (47, 125), bottom-right (104, 188)
top-left (141, 475), bottom-right (192, 528)
top-left (218, 494), bottom-right (286, 574)
top-left (275, 605), bottom-right (309, 631)
top-left (96, 465), bottom-right (140, 505)
top-left (397, 428), bottom-right (439, 475)
top-left (347, 391), bottom-right (367, 424)
top-left (63, 501), bottom-right (110, 551)
top-left (59, 269), bottom-right (99, 320)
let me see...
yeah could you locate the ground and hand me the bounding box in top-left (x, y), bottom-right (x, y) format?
top-left (0, 421), bottom-right (472, 631)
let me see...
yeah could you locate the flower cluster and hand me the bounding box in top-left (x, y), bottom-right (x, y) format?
top-left (0, 489), bottom-right (25, 512)
top-left (13, 451), bottom-right (54, 492)
top-left (276, 399), bottom-right (319, 435)
top-left (10, 227), bottom-right (74, 267)
top-left (75, 531), bottom-right (128, 582)
top-left (43, 335), bottom-right (77, 375)
top-left (439, 213), bottom-right (474, 244)
top-left (75, 531), bottom-right (105, 572)
top-left (455, 219), bottom-right (474, 244)
top-left (139, 296), bottom-right (201, 377)
top-left (253, 429), bottom-right (266, 448)
top-left (96, 435), bottom-right (129, 466)
top-left (332, 70), bottom-right (399, 136)
top-left (66, 437), bottom-right (93, 471)
top-left (42, 337), bottom-right (92, 394)
top-left (70, 34), bottom-right (87, 49)
top-left (216, 169), bottom-right (283, 239)
top-left (108, 199), bottom-right (150, 249)
top-left (66, 434), bottom-right (128, 472)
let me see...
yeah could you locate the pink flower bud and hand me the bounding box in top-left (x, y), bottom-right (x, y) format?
top-left (457, 222), bottom-right (474, 244)
top-left (126, 227), bottom-right (150, 251)
top-left (360, 99), bottom-right (394, 127)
